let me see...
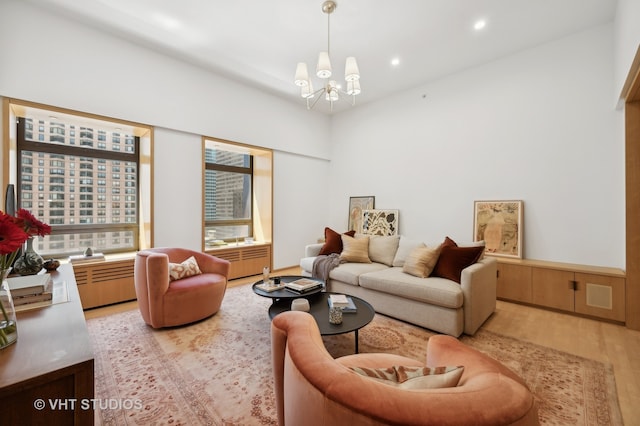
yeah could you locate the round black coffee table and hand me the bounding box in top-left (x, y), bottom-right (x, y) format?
top-left (268, 292), bottom-right (375, 353)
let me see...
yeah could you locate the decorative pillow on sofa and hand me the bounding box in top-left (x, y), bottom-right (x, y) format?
top-left (366, 234), bottom-right (400, 266)
top-left (169, 256), bottom-right (202, 281)
top-left (340, 235), bottom-right (371, 263)
top-left (350, 365), bottom-right (464, 390)
top-left (432, 237), bottom-right (484, 283)
top-left (319, 227), bottom-right (356, 255)
top-left (392, 237), bottom-right (426, 267)
top-left (402, 245), bottom-right (442, 278)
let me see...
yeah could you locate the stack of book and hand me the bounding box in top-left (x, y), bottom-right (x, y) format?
top-left (284, 278), bottom-right (323, 293)
top-left (328, 294), bottom-right (357, 313)
top-left (7, 274), bottom-right (54, 307)
top-left (255, 281), bottom-right (286, 292)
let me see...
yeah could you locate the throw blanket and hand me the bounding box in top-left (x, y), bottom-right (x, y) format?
top-left (312, 253), bottom-right (343, 283)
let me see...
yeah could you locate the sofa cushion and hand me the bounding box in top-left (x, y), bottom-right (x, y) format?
top-left (329, 262), bottom-right (389, 286)
top-left (432, 237), bottom-right (484, 284)
top-left (340, 235), bottom-right (371, 263)
top-left (350, 365), bottom-right (464, 389)
top-left (402, 245), bottom-right (441, 278)
top-left (364, 234), bottom-right (400, 266)
top-left (392, 237), bottom-right (426, 267)
top-left (319, 227), bottom-right (356, 255)
top-left (359, 267), bottom-right (463, 308)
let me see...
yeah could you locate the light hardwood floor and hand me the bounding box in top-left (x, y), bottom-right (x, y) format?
top-left (85, 267), bottom-right (640, 424)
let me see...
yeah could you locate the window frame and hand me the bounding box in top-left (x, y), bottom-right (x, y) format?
top-left (203, 144), bottom-right (254, 243)
top-left (13, 107), bottom-right (144, 257)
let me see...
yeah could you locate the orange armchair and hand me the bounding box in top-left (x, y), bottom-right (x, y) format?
top-left (271, 311), bottom-right (539, 426)
top-left (134, 247), bottom-right (230, 328)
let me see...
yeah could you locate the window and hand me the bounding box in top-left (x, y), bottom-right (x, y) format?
top-left (13, 108), bottom-right (147, 257)
top-left (203, 142), bottom-right (253, 244)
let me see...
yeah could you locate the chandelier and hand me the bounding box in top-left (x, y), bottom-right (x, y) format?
top-left (294, 1), bottom-right (361, 111)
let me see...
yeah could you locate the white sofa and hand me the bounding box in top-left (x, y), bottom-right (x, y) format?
top-left (300, 235), bottom-right (497, 337)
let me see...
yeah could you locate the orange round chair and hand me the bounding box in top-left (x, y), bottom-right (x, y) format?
top-left (134, 247), bottom-right (230, 328)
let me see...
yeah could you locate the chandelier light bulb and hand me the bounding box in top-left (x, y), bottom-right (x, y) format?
top-left (345, 57), bottom-right (360, 81)
top-left (347, 80), bottom-right (361, 96)
top-left (316, 51), bottom-right (332, 78)
top-left (295, 63), bottom-right (310, 86)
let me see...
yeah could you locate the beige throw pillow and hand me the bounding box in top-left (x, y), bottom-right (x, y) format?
top-left (368, 234), bottom-right (400, 266)
top-left (350, 365), bottom-right (464, 389)
top-left (403, 245), bottom-right (441, 278)
top-left (340, 235), bottom-right (371, 263)
top-left (169, 256), bottom-right (202, 281)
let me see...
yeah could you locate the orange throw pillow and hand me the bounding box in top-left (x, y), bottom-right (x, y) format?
top-left (432, 237), bottom-right (484, 283)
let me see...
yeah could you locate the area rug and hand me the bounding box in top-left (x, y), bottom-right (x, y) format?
top-left (87, 284), bottom-right (622, 425)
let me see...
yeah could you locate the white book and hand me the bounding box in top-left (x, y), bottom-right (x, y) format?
top-left (329, 294), bottom-right (349, 307)
top-left (285, 278), bottom-right (322, 291)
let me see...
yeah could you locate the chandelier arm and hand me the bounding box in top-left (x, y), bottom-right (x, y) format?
top-left (335, 88), bottom-right (357, 106)
top-left (307, 88), bottom-right (327, 110)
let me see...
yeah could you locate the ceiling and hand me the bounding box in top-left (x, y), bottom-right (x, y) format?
top-left (26, 0), bottom-right (617, 114)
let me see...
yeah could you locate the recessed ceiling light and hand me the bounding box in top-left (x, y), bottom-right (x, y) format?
top-left (391, 58), bottom-right (400, 66)
top-left (474, 20), bottom-right (486, 31)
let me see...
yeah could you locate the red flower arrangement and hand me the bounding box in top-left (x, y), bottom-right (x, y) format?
top-left (0, 209), bottom-right (51, 272)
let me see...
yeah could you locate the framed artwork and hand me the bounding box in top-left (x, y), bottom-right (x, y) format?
top-left (473, 200), bottom-right (523, 259)
top-left (362, 209), bottom-right (399, 236)
top-left (348, 196), bottom-right (375, 233)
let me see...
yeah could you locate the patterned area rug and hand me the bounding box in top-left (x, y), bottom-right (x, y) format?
top-left (87, 284), bottom-right (622, 425)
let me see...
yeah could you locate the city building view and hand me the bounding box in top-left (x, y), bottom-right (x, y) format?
top-left (16, 116), bottom-right (139, 257)
top-left (203, 142), bottom-right (253, 245)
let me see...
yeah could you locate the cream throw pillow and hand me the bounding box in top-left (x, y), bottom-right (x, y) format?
top-left (392, 237), bottom-right (426, 267)
top-left (169, 256), bottom-right (202, 281)
top-left (341, 235), bottom-right (371, 263)
top-left (350, 365), bottom-right (464, 389)
top-left (403, 245), bottom-right (441, 278)
top-left (367, 234), bottom-right (400, 266)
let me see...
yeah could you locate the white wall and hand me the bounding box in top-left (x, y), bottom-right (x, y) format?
top-left (152, 128), bottom-right (203, 249)
top-left (0, 0), bottom-right (330, 268)
top-left (330, 24), bottom-right (624, 268)
top-left (273, 151), bottom-right (330, 266)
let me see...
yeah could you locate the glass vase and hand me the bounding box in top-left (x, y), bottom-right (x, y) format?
top-left (13, 237), bottom-right (44, 276)
top-left (0, 268), bottom-right (18, 349)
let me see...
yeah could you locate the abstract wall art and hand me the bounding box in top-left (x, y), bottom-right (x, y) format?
top-left (362, 209), bottom-right (399, 236)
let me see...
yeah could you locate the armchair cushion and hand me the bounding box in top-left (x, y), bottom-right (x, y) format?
top-left (349, 365), bottom-right (464, 389)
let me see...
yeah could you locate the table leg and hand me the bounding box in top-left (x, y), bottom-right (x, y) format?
top-left (355, 329), bottom-right (359, 353)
